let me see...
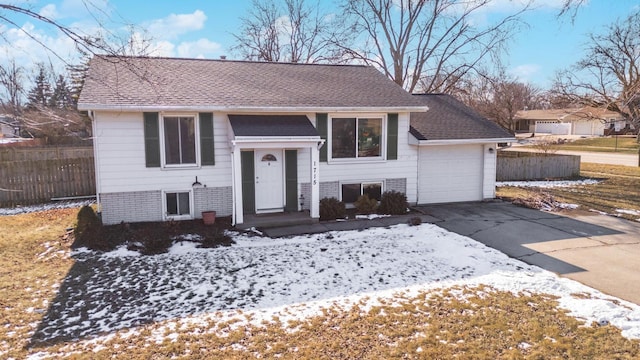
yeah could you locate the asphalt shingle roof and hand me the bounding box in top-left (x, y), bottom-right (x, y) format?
top-left (228, 115), bottom-right (319, 137)
top-left (409, 94), bottom-right (514, 141)
top-left (78, 56), bottom-right (427, 110)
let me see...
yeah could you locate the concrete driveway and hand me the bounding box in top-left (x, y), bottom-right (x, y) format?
top-left (418, 201), bottom-right (640, 305)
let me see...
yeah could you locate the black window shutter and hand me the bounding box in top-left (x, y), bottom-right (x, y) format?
top-left (240, 151), bottom-right (255, 214)
top-left (316, 113), bottom-right (328, 162)
top-left (285, 150), bottom-right (298, 212)
top-left (387, 113), bottom-right (398, 160)
top-left (143, 112), bottom-right (160, 167)
top-left (199, 113), bottom-right (215, 165)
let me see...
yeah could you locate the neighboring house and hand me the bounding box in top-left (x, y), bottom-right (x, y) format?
top-left (0, 115), bottom-right (18, 138)
top-left (514, 107), bottom-right (633, 136)
top-left (78, 56), bottom-right (514, 226)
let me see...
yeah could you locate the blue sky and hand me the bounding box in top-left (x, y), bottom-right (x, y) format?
top-left (2, 0), bottom-right (639, 89)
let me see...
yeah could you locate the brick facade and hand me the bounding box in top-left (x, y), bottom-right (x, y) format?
top-left (100, 190), bottom-right (163, 225)
top-left (193, 186), bottom-right (233, 218)
top-left (385, 178), bottom-right (407, 195)
top-left (100, 186), bottom-right (233, 225)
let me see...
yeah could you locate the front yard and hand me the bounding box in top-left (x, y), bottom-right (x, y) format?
top-left (2, 206), bottom-right (640, 358)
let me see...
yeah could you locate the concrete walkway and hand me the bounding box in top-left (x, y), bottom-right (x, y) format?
top-left (262, 213), bottom-right (437, 238)
top-left (264, 201), bottom-right (640, 305)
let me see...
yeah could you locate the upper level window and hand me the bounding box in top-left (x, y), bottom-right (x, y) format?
top-left (331, 117), bottom-right (383, 160)
top-left (164, 116), bottom-right (196, 165)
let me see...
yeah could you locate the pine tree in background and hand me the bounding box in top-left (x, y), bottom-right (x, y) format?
top-left (26, 64), bottom-right (52, 109)
top-left (68, 56), bottom-right (90, 108)
top-left (49, 74), bottom-right (73, 109)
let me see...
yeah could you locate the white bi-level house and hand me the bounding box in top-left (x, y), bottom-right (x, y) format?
top-left (78, 56), bottom-right (513, 226)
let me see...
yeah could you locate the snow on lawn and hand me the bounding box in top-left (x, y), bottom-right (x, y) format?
top-left (617, 209), bottom-right (640, 216)
top-left (0, 200), bottom-right (95, 216)
top-left (496, 179), bottom-right (600, 188)
top-left (32, 224), bottom-right (640, 348)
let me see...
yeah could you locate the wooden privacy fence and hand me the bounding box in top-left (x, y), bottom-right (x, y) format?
top-left (0, 146), bottom-right (95, 207)
top-left (497, 151), bottom-right (580, 181)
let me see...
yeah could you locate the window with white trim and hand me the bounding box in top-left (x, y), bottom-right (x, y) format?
top-left (164, 190), bottom-right (193, 220)
top-left (330, 116), bottom-right (383, 160)
top-left (163, 115), bottom-right (197, 166)
top-left (341, 182), bottom-right (383, 203)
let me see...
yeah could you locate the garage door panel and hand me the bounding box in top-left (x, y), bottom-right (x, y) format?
top-left (573, 121), bottom-right (592, 135)
top-left (418, 145), bottom-right (483, 204)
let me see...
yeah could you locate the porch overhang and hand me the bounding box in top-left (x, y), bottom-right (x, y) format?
top-left (228, 114), bottom-right (324, 226)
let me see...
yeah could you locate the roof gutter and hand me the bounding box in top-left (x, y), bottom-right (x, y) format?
top-left (416, 137), bottom-right (515, 146)
top-left (77, 104), bottom-right (430, 113)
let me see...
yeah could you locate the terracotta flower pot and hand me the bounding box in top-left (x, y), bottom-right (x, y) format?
top-left (202, 211), bottom-right (216, 225)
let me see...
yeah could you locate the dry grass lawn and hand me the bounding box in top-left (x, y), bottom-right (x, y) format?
top-left (497, 163), bottom-right (640, 220)
top-left (2, 207), bottom-right (640, 358)
top-left (531, 136), bottom-right (640, 154)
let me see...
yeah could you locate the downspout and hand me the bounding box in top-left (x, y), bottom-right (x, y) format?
top-left (89, 110), bottom-right (102, 215)
top-left (230, 149), bottom-right (236, 226)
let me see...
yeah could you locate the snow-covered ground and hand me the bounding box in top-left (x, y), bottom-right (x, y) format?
top-left (496, 179), bottom-right (600, 188)
top-left (0, 200), bottom-right (95, 216)
top-left (31, 223), bottom-right (640, 350)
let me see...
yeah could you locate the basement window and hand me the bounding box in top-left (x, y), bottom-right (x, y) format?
top-left (164, 190), bottom-right (193, 220)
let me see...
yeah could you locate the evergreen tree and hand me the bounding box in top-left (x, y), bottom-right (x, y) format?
top-left (26, 64), bottom-right (52, 109)
top-left (49, 74), bottom-right (73, 109)
top-left (68, 56), bottom-right (90, 108)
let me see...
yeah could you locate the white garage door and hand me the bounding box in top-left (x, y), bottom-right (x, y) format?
top-left (418, 144), bottom-right (483, 204)
top-left (573, 121), bottom-right (593, 135)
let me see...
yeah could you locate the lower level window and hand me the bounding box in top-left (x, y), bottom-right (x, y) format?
top-left (165, 191), bottom-right (192, 219)
top-left (341, 182), bottom-right (382, 203)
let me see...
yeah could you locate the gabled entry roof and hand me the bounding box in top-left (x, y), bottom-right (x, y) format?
top-left (229, 115), bottom-right (319, 137)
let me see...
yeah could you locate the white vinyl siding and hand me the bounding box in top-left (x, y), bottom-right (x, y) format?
top-left (93, 111), bottom-right (232, 194)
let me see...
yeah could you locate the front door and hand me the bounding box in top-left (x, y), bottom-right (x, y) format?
top-left (255, 149), bottom-right (284, 213)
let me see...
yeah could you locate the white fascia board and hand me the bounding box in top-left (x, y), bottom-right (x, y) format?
top-left (416, 137), bottom-right (515, 146)
top-left (77, 104), bottom-right (429, 113)
top-left (231, 136), bottom-right (324, 150)
top-left (233, 136), bottom-right (321, 142)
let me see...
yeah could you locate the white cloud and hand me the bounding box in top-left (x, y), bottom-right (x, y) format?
top-left (39, 4), bottom-right (59, 20)
top-left (146, 10), bottom-right (207, 40)
top-left (509, 63), bottom-right (541, 82)
top-left (0, 21), bottom-right (79, 96)
top-left (148, 40), bottom-right (176, 57)
top-left (176, 38), bottom-right (221, 58)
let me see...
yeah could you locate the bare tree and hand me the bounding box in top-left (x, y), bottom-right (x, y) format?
top-left (0, 3), bottom-right (152, 65)
top-left (0, 59), bottom-right (25, 121)
top-left (553, 10), bottom-right (640, 165)
top-left (232, 0), bottom-right (337, 63)
top-left (334, 0), bottom-right (530, 93)
top-left (557, 0), bottom-right (587, 22)
top-left (457, 67), bottom-right (542, 132)
top-left (553, 11), bottom-right (640, 137)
